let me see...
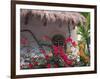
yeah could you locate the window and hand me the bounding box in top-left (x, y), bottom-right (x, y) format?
top-left (52, 34), bottom-right (65, 47)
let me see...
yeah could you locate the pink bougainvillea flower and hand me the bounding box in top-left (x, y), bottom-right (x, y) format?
top-left (39, 48), bottom-right (46, 56)
top-left (54, 64), bottom-right (58, 68)
top-left (32, 57), bottom-right (34, 60)
top-left (45, 55), bottom-right (49, 60)
top-left (34, 62), bottom-right (38, 66)
top-left (28, 63), bottom-right (33, 68)
top-left (20, 65), bottom-right (24, 69)
top-left (72, 41), bottom-right (77, 47)
top-left (52, 45), bottom-right (59, 56)
top-left (21, 37), bottom-right (28, 45)
top-left (52, 46), bottom-right (73, 66)
top-left (59, 46), bottom-right (73, 65)
top-left (46, 64), bottom-right (51, 68)
top-left (65, 37), bottom-right (73, 43)
top-left (66, 60), bottom-right (73, 65)
top-left (42, 35), bottom-right (51, 41)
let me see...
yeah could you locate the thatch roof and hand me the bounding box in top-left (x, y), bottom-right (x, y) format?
top-left (21, 9), bottom-right (86, 28)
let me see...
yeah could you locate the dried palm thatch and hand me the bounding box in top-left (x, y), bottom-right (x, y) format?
top-left (21, 9), bottom-right (86, 28)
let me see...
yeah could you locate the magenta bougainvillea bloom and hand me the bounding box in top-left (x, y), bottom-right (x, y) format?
top-left (54, 64), bottom-right (58, 68)
top-left (42, 35), bottom-right (51, 41)
top-left (32, 57), bottom-right (34, 60)
top-left (53, 46), bottom-right (73, 65)
top-left (28, 63), bottom-right (33, 68)
top-left (21, 37), bottom-right (28, 45)
top-left (59, 46), bottom-right (73, 65)
top-left (34, 62), bottom-right (38, 66)
top-left (20, 65), bottom-right (24, 69)
top-left (65, 37), bottom-right (77, 47)
top-left (39, 48), bottom-right (46, 56)
top-left (72, 41), bottom-right (77, 47)
top-left (52, 45), bottom-right (59, 56)
top-left (46, 64), bottom-right (51, 68)
top-left (45, 55), bottom-right (50, 60)
top-left (65, 37), bottom-right (73, 43)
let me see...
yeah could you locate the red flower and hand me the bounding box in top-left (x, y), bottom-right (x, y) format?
top-left (39, 48), bottom-right (46, 56)
top-left (42, 35), bottom-right (51, 41)
top-left (54, 64), bottom-right (58, 68)
top-left (21, 37), bottom-right (28, 45)
top-left (29, 63), bottom-right (33, 68)
top-left (65, 37), bottom-right (72, 43)
top-left (52, 45), bottom-right (59, 56)
top-left (59, 46), bottom-right (73, 65)
top-left (45, 55), bottom-right (49, 60)
top-left (34, 62), bottom-right (38, 66)
top-left (72, 41), bottom-right (77, 47)
top-left (53, 46), bottom-right (73, 66)
top-left (32, 57), bottom-right (34, 60)
top-left (46, 64), bottom-right (51, 68)
top-left (20, 65), bottom-right (24, 69)
top-left (66, 60), bottom-right (73, 65)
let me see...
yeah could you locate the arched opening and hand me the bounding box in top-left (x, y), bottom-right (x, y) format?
top-left (52, 34), bottom-right (66, 52)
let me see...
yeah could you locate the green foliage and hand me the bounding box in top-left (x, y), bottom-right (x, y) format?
top-left (77, 23), bottom-right (90, 42)
top-left (77, 12), bottom-right (90, 54)
top-left (80, 12), bottom-right (90, 29)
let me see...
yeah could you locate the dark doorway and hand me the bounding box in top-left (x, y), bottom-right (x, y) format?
top-left (52, 34), bottom-right (66, 51)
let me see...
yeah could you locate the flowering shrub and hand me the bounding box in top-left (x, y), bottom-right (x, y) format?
top-left (20, 36), bottom-right (90, 69)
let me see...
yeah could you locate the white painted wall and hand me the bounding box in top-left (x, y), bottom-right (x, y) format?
top-left (0, 0), bottom-right (100, 79)
top-left (21, 13), bottom-right (76, 41)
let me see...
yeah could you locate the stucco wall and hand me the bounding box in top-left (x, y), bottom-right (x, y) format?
top-left (21, 14), bottom-right (78, 43)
